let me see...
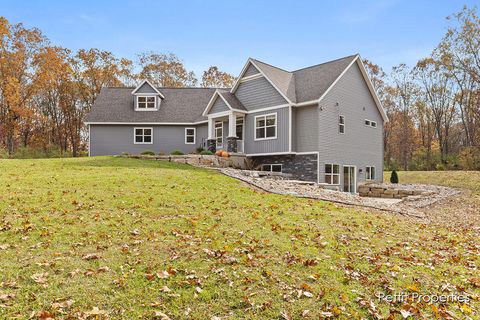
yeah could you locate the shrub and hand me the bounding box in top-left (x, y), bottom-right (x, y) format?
top-left (390, 170), bottom-right (399, 184)
top-left (157, 151), bottom-right (166, 156)
top-left (459, 146), bottom-right (480, 170)
top-left (170, 150), bottom-right (184, 155)
top-left (140, 150), bottom-right (155, 156)
top-left (121, 152), bottom-right (130, 156)
top-left (195, 147), bottom-right (205, 154)
top-left (200, 150), bottom-right (213, 155)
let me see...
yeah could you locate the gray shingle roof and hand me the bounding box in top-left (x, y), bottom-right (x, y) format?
top-left (250, 54), bottom-right (358, 104)
top-left (85, 87), bottom-right (217, 123)
top-left (218, 90), bottom-right (247, 111)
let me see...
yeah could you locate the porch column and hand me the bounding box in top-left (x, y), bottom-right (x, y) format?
top-left (227, 112), bottom-right (238, 153)
top-left (206, 117), bottom-right (216, 153)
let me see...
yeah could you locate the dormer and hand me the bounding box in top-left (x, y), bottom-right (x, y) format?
top-left (131, 80), bottom-right (165, 111)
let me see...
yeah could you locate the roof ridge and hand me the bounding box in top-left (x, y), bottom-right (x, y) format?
top-left (105, 86), bottom-right (225, 90)
top-left (250, 58), bottom-right (292, 74)
top-left (292, 54), bottom-right (358, 73)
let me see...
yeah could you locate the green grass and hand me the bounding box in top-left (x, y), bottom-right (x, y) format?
top-left (0, 158), bottom-right (478, 319)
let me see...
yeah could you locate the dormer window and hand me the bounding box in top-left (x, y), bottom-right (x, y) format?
top-left (137, 96), bottom-right (157, 109)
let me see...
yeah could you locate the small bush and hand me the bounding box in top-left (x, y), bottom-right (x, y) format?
top-left (390, 170), bottom-right (399, 184)
top-left (170, 150), bottom-right (184, 155)
top-left (195, 147), bottom-right (205, 154)
top-left (140, 150), bottom-right (155, 156)
top-left (459, 146), bottom-right (480, 170)
top-left (200, 150), bottom-right (213, 155)
top-left (121, 152), bottom-right (130, 156)
top-left (157, 151), bottom-right (166, 156)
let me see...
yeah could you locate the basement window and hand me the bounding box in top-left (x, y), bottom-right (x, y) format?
top-left (261, 164), bottom-right (282, 172)
top-left (325, 164), bottom-right (340, 184)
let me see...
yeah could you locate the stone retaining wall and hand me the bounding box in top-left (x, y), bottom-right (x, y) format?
top-left (127, 154), bottom-right (249, 169)
top-left (358, 184), bottom-right (435, 199)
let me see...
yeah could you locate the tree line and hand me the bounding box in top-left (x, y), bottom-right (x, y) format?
top-left (364, 6), bottom-right (480, 170)
top-left (0, 17), bottom-right (235, 157)
top-left (1, 6), bottom-right (479, 170)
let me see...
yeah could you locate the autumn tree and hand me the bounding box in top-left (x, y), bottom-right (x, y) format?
top-left (201, 66), bottom-right (236, 88)
top-left (0, 17), bottom-right (48, 154)
top-left (137, 52), bottom-right (197, 87)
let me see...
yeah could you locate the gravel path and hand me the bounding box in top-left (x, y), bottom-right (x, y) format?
top-left (219, 168), bottom-right (461, 218)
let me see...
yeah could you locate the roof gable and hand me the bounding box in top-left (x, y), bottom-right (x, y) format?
top-left (131, 80), bottom-right (165, 98)
top-left (202, 90), bottom-right (247, 116)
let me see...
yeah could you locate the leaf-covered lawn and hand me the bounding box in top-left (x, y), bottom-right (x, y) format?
top-left (384, 171), bottom-right (480, 229)
top-left (0, 157), bottom-right (478, 319)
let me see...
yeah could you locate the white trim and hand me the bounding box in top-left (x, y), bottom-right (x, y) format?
top-left (88, 124), bottom-right (91, 157)
top-left (364, 119), bottom-right (377, 128)
top-left (288, 105), bottom-right (292, 152)
top-left (254, 113), bottom-right (277, 141)
top-left (239, 73), bottom-right (263, 82)
top-left (131, 79), bottom-right (165, 98)
top-left (202, 90), bottom-right (248, 117)
top-left (245, 151), bottom-right (295, 157)
top-left (249, 104), bottom-right (290, 113)
top-left (133, 127), bottom-right (153, 145)
top-left (230, 59), bottom-right (293, 105)
top-left (135, 95), bottom-right (158, 111)
top-left (185, 127), bottom-right (196, 144)
top-left (85, 121), bottom-right (208, 125)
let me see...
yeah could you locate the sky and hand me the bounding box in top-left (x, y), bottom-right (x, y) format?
top-left (1, 0), bottom-right (477, 78)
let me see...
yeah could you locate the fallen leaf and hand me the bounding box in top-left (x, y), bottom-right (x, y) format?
top-left (82, 253), bottom-right (100, 261)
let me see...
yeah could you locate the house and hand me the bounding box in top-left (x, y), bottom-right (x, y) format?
top-left (85, 54), bottom-right (388, 192)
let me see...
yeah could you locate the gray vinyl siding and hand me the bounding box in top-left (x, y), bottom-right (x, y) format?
top-left (89, 124), bottom-right (207, 156)
top-left (235, 76), bottom-right (287, 111)
top-left (208, 97), bottom-right (229, 114)
top-left (135, 82), bottom-right (158, 94)
top-left (316, 62), bottom-right (384, 185)
top-left (244, 63), bottom-right (260, 77)
top-left (196, 123), bottom-right (208, 148)
top-left (294, 105), bottom-right (319, 152)
top-left (244, 107), bottom-right (289, 154)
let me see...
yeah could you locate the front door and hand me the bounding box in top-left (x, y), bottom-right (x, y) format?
top-left (343, 165), bottom-right (356, 193)
top-left (215, 121), bottom-right (223, 149)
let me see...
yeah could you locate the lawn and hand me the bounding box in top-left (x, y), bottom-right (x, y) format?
top-left (0, 157), bottom-right (478, 319)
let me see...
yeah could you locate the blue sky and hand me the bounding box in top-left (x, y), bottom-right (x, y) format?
top-left (2, 0), bottom-right (476, 78)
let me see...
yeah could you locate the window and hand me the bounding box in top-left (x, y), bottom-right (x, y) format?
top-left (365, 119), bottom-right (377, 128)
top-left (339, 115), bottom-right (345, 134)
top-left (255, 113), bottom-right (277, 140)
top-left (215, 121), bottom-right (223, 148)
top-left (261, 164), bottom-right (282, 172)
top-left (366, 166), bottom-right (376, 180)
top-left (134, 127), bottom-right (153, 144)
top-left (236, 117), bottom-right (244, 140)
top-left (325, 164), bottom-right (340, 184)
top-left (185, 128), bottom-right (195, 144)
top-left (137, 96), bottom-right (156, 109)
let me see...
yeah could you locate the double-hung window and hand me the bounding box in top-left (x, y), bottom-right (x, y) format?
top-left (185, 128), bottom-right (196, 144)
top-left (366, 166), bottom-right (376, 180)
top-left (255, 113), bottom-right (277, 140)
top-left (325, 164), bottom-right (340, 184)
top-left (134, 127), bottom-right (153, 144)
top-left (137, 96), bottom-right (156, 110)
top-left (339, 115), bottom-right (345, 134)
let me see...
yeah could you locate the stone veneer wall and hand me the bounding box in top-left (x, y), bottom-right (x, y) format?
top-left (252, 154), bottom-right (318, 182)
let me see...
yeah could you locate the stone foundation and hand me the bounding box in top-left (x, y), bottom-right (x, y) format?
top-left (207, 139), bottom-right (216, 153)
top-left (226, 137), bottom-right (238, 153)
top-left (252, 154), bottom-right (318, 182)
